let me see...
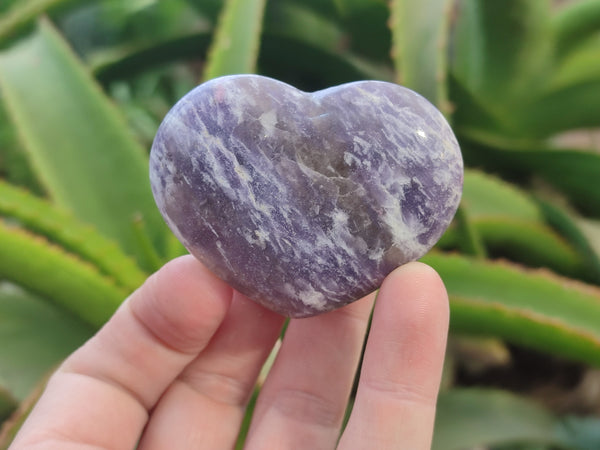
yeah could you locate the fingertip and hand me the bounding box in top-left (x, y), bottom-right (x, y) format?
top-left (129, 255), bottom-right (234, 354)
top-left (148, 255), bottom-right (234, 309)
top-left (379, 261), bottom-right (449, 327)
top-left (383, 260), bottom-right (445, 292)
top-left (367, 259), bottom-right (450, 395)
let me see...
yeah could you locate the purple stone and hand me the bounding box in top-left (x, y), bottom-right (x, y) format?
top-left (150, 75), bottom-right (463, 317)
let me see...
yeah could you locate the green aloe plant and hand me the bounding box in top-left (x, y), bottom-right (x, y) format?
top-left (1, 0), bottom-right (600, 448)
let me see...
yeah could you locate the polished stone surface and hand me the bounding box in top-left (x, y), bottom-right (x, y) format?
top-left (150, 75), bottom-right (463, 317)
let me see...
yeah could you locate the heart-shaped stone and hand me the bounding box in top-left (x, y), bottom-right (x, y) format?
top-left (150, 75), bottom-right (463, 317)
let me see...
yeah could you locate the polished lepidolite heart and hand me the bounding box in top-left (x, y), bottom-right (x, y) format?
top-left (150, 75), bottom-right (463, 317)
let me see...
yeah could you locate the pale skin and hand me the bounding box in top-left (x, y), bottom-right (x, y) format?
top-left (10, 256), bottom-right (449, 450)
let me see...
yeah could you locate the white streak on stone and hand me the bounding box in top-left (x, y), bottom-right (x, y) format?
top-left (297, 284), bottom-right (328, 311)
top-left (259, 109), bottom-right (277, 137)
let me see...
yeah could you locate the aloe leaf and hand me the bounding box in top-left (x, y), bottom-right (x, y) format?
top-left (92, 2), bottom-right (390, 89)
top-left (422, 252), bottom-right (600, 366)
top-left (459, 129), bottom-right (600, 218)
top-left (447, 206), bottom-right (487, 258)
top-left (0, 19), bottom-right (168, 270)
top-left (451, 0), bottom-right (553, 108)
top-left (0, 99), bottom-right (42, 194)
top-left (187, 0), bottom-right (224, 23)
top-left (333, 0), bottom-right (379, 16)
top-left (202, 0), bottom-right (267, 80)
top-left (461, 169), bottom-right (541, 221)
top-left (261, 1), bottom-right (393, 89)
top-left (549, 36), bottom-right (600, 91)
top-left (0, 387), bottom-right (16, 422)
top-left (433, 388), bottom-right (568, 450)
top-left (284, 0), bottom-right (339, 19)
top-left (331, 0), bottom-right (390, 63)
top-left (0, 180), bottom-right (147, 291)
top-left (389, 0), bottom-right (452, 110)
top-left (553, 0), bottom-right (600, 58)
top-left (474, 219), bottom-right (584, 277)
top-left (131, 213), bottom-right (164, 273)
top-left (577, 218), bottom-right (600, 259)
top-left (520, 80), bottom-right (600, 137)
top-left (555, 415), bottom-right (600, 450)
top-left (522, 149), bottom-right (600, 218)
top-left (538, 200), bottom-right (600, 283)
top-left (0, 0), bottom-right (72, 44)
top-left (440, 170), bottom-right (585, 276)
top-left (166, 231), bottom-right (188, 260)
top-left (0, 220), bottom-right (126, 328)
top-left (0, 284), bottom-right (93, 400)
top-left (484, 32), bottom-right (600, 138)
top-left (515, 35), bottom-right (600, 137)
top-left (92, 32), bottom-right (212, 83)
top-left (448, 74), bottom-right (509, 135)
top-left (74, 0), bottom-right (213, 82)
top-left (265, 1), bottom-right (344, 56)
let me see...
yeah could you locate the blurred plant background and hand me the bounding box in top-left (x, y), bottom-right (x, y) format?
top-left (1, 0), bottom-right (600, 448)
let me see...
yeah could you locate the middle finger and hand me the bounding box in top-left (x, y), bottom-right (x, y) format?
top-left (244, 292), bottom-right (375, 450)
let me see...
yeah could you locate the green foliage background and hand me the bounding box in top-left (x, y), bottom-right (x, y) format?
top-left (1, 0), bottom-right (600, 448)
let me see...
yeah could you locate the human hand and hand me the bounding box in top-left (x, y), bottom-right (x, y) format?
top-left (9, 255), bottom-right (449, 450)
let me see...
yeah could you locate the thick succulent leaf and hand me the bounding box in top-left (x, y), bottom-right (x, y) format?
top-left (522, 36), bottom-right (600, 137)
top-left (265, 1), bottom-right (343, 56)
top-left (0, 100), bottom-right (41, 193)
top-left (202, 0), bottom-right (266, 80)
top-left (68, 0), bottom-right (212, 82)
top-left (549, 36), bottom-right (600, 91)
top-left (451, 0), bottom-right (553, 112)
top-left (452, 1), bottom-right (600, 138)
top-left (444, 205), bottom-right (487, 258)
top-left (186, 0), bottom-right (224, 23)
top-left (448, 73), bottom-right (510, 135)
top-left (260, 1), bottom-right (392, 90)
top-left (0, 0), bottom-right (69, 43)
top-left (577, 218), bottom-right (600, 259)
top-left (422, 252), bottom-right (600, 366)
top-left (332, 0), bottom-right (390, 63)
top-left (0, 221), bottom-right (126, 328)
top-left (389, 0), bottom-right (452, 110)
top-left (333, 0), bottom-right (379, 15)
top-left (519, 80), bottom-right (600, 137)
top-left (0, 19), bottom-right (168, 270)
top-left (539, 200), bottom-right (600, 284)
top-left (461, 170), bottom-right (541, 221)
top-left (553, 0), bottom-right (600, 58)
top-left (92, 1), bottom-right (389, 88)
top-left (554, 415), bottom-right (600, 450)
top-left (459, 129), bottom-right (600, 218)
top-left (0, 386), bottom-right (16, 422)
top-left (92, 33), bottom-right (213, 83)
top-left (440, 170), bottom-right (585, 276)
top-left (472, 219), bottom-right (582, 277)
top-left (433, 388), bottom-right (568, 450)
top-left (0, 180), bottom-right (147, 292)
top-left (0, 284), bottom-right (93, 400)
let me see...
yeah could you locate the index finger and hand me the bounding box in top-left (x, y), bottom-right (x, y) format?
top-left (10, 255), bottom-right (233, 450)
